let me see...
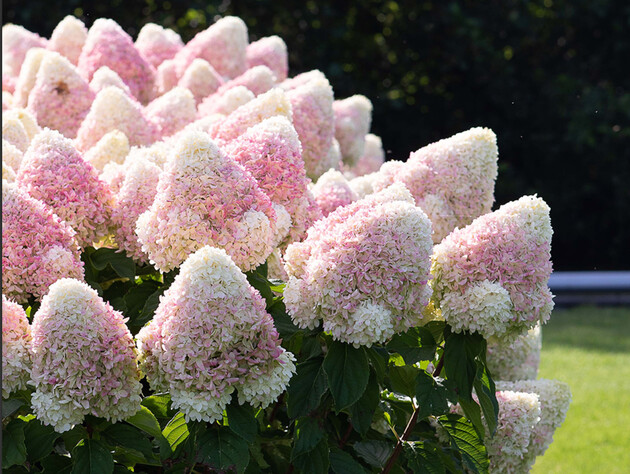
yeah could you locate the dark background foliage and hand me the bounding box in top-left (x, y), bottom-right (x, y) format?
top-left (4, 0), bottom-right (629, 271)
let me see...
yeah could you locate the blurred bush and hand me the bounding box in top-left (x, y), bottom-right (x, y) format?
top-left (4, 0), bottom-right (629, 271)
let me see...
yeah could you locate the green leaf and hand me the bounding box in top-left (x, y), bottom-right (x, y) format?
top-left (425, 321), bottom-right (447, 344)
top-left (301, 335), bottom-right (323, 360)
top-left (353, 439), bottom-right (392, 468)
top-left (89, 248), bottom-right (135, 280)
top-left (324, 342), bottom-right (369, 410)
top-left (125, 406), bottom-right (163, 439)
top-left (197, 427), bottom-right (250, 473)
top-left (71, 439), bottom-right (115, 474)
top-left (123, 281), bottom-right (160, 320)
top-left (292, 436), bottom-right (329, 474)
top-left (291, 417), bottom-right (324, 459)
top-left (62, 425), bottom-right (89, 451)
top-left (443, 331), bottom-right (484, 401)
top-left (386, 327), bottom-right (437, 364)
top-left (349, 370), bottom-right (380, 436)
top-left (366, 347), bottom-right (388, 383)
top-left (405, 442), bottom-right (446, 474)
top-left (40, 454), bottom-right (72, 473)
top-left (141, 393), bottom-right (172, 424)
top-left (473, 359), bottom-right (499, 436)
top-left (388, 364), bottom-right (420, 397)
top-left (2, 398), bottom-right (25, 419)
top-left (2, 418), bottom-right (27, 468)
top-left (287, 357), bottom-right (328, 418)
top-left (23, 418), bottom-right (60, 462)
top-left (458, 397), bottom-right (484, 440)
top-left (162, 412), bottom-right (189, 452)
top-left (268, 299), bottom-right (301, 340)
top-left (329, 447), bottom-right (367, 473)
top-left (226, 402), bottom-right (257, 443)
top-left (438, 415), bottom-right (489, 474)
top-left (415, 371), bottom-right (450, 420)
top-left (102, 424), bottom-right (155, 459)
top-left (246, 267), bottom-right (274, 306)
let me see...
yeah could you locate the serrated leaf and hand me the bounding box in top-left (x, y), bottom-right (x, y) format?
top-left (292, 417), bottom-right (324, 459)
top-left (142, 394), bottom-right (172, 423)
top-left (324, 342), bottom-right (369, 410)
top-left (438, 415), bottom-right (489, 474)
top-left (246, 267), bottom-right (274, 306)
top-left (386, 327), bottom-right (437, 364)
top-left (2, 418), bottom-right (27, 467)
top-left (301, 335), bottom-right (323, 360)
top-left (473, 359), bottom-right (499, 436)
top-left (102, 423), bottom-right (155, 459)
top-left (71, 439), bottom-right (115, 474)
top-left (389, 364), bottom-right (420, 397)
top-left (162, 412), bottom-right (189, 452)
top-left (23, 418), bottom-right (60, 462)
top-left (366, 347), bottom-right (388, 383)
top-left (329, 447), bottom-right (367, 473)
top-left (425, 321), bottom-right (447, 344)
top-left (89, 248), bottom-right (135, 280)
top-left (353, 439), bottom-right (392, 468)
top-left (405, 442), bottom-right (446, 474)
top-left (268, 299), bottom-right (301, 340)
top-left (226, 402), bottom-right (257, 443)
top-left (444, 331), bottom-right (484, 401)
top-left (292, 437), bottom-right (329, 474)
top-left (2, 398), bottom-right (25, 419)
top-left (287, 357), bottom-right (328, 418)
top-left (61, 425), bottom-right (89, 451)
top-left (458, 397), bottom-right (484, 439)
top-left (350, 370), bottom-right (380, 436)
top-left (125, 406), bottom-right (163, 439)
top-left (40, 454), bottom-right (73, 473)
top-left (197, 427), bottom-right (250, 473)
top-left (415, 370), bottom-right (450, 420)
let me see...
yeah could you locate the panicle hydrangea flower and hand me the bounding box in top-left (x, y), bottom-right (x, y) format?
top-left (246, 36), bottom-right (288, 81)
top-left (100, 162), bottom-right (126, 194)
top-left (3, 91), bottom-right (13, 110)
top-left (84, 129), bottom-right (130, 171)
top-left (2, 181), bottom-right (84, 303)
top-left (431, 195), bottom-right (554, 341)
top-left (267, 248), bottom-right (289, 280)
top-left (311, 169), bottom-right (358, 217)
top-left (145, 86), bottom-right (196, 138)
top-left (177, 58), bottom-right (223, 104)
top-left (173, 16), bottom-right (248, 80)
top-left (137, 246), bottom-right (296, 422)
top-left (155, 59), bottom-right (178, 94)
top-left (349, 171), bottom-right (381, 199)
top-left (374, 127), bottom-right (498, 243)
top-left (2, 295), bottom-right (32, 398)
top-left (30, 278), bottom-right (142, 432)
top-left (223, 116), bottom-right (321, 246)
top-left (111, 157), bottom-right (161, 262)
top-left (77, 19), bottom-right (155, 104)
top-left (47, 16), bottom-right (87, 65)
top-left (89, 66), bottom-right (133, 96)
top-left (282, 72), bottom-right (335, 181)
top-left (17, 129), bottom-right (115, 247)
top-left (76, 86), bottom-right (159, 150)
top-left (283, 184), bottom-right (434, 347)
top-left (2, 24), bottom-right (47, 79)
top-left (3, 139), bottom-right (23, 171)
top-left (310, 138), bottom-right (342, 182)
top-left (495, 379), bottom-right (571, 471)
top-left (136, 130), bottom-right (279, 272)
top-left (209, 87), bottom-right (292, 145)
top-left (3, 72), bottom-right (17, 93)
top-left (487, 325), bottom-right (542, 382)
top-left (124, 141), bottom-right (170, 168)
top-left (216, 65), bottom-right (277, 97)
top-left (333, 95), bottom-right (373, 166)
top-left (27, 52), bottom-right (95, 138)
top-left (3, 160), bottom-right (17, 182)
top-left (4, 108), bottom-right (40, 142)
top-left (343, 133), bottom-right (385, 178)
top-left (13, 48), bottom-right (49, 107)
top-left (2, 115), bottom-right (30, 152)
top-left (197, 85), bottom-right (254, 117)
top-left (135, 23), bottom-right (183, 68)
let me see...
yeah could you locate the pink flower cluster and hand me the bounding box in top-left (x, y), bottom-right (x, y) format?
top-left (137, 246), bottom-right (295, 422)
top-left (2, 181), bottom-right (84, 303)
top-left (310, 169), bottom-right (358, 217)
top-left (246, 36), bottom-right (288, 82)
top-left (487, 325), bottom-right (542, 381)
top-left (333, 95), bottom-right (373, 166)
top-left (2, 295), bottom-right (32, 398)
top-left (135, 23), bottom-right (183, 69)
top-left (30, 278), bottom-right (142, 432)
top-left (283, 184), bottom-right (434, 347)
top-left (343, 133), bottom-right (385, 179)
top-left (431, 195), bottom-right (554, 341)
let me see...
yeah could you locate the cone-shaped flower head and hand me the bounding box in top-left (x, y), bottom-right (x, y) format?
top-left (487, 325), bottom-right (542, 382)
top-left (136, 130), bottom-right (278, 272)
top-left (3, 91), bottom-right (13, 110)
top-left (375, 127), bottom-right (498, 243)
top-left (3, 160), bottom-right (17, 182)
top-left (135, 23), bottom-right (183, 68)
top-left (145, 87), bottom-right (196, 138)
top-left (155, 59), bottom-right (178, 94)
top-left (224, 116), bottom-right (321, 246)
top-left (76, 86), bottom-right (159, 150)
top-left (13, 47), bottom-right (49, 107)
top-left (2, 116), bottom-right (30, 152)
top-left (333, 95), bottom-right (373, 166)
top-left (47, 16), bottom-right (87, 65)
top-left (137, 246), bottom-right (296, 422)
top-left (2, 181), bottom-right (84, 303)
top-left (177, 58), bottom-right (223, 104)
top-left (284, 184), bottom-right (434, 347)
top-left (100, 162), bottom-right (126, 194)
top-left (124, 141), bottom-right (170, 169)
top-left (89, 66), bottom-right (133, 96)
top-left (78, 19), bottom-right (155, 103)
top-left (283, 72), bottom-right (335, 180)
top-left (209, 87), bottom-right (292, 145)
top-left (344, 133), bottom-right (385, 178)
top-left (173, 16), bottom-right (248, 80)
top-left (311, 169), bottom-right (358, 217)
top-left (112, 157), bottom-right (161, 262)
top-left (349, 171), bottom-right (381, 199)
top-left (17, 129), bottom-right (115, 247)
top-left (3, 72), bottom-right (16, 93)
top-left (3, 139), bottom-right (23, 172)
top-left (84, 129), bottom-right (130, 171)
top-left (27, 52), bottom-right (95, 138)
top-left (198, 85), bottom-right (254, 117)
top-left (4, 108), bottom-right (40, 142)
top-left (30, 278), bottom-right (142, 432)
top-left (495, 379), bottom-right (571, 471)
top-left (246, 36), bottom-right (288, 81)
top-left (2, 295), bottom-right (32, 398)
top-left (431, 195), bottom-right (554, 341)
top-left (2, 24), bottom-right (47, 78)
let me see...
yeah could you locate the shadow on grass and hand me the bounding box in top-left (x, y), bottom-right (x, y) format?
top-left (542, 305), bottom-right (630, 353)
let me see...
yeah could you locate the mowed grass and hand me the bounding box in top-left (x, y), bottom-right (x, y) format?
top-left (532, 305), bottom-right (630, 474)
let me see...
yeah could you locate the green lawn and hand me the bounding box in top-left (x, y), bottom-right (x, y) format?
top-left (532, 305), bottom-right (630, 473)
